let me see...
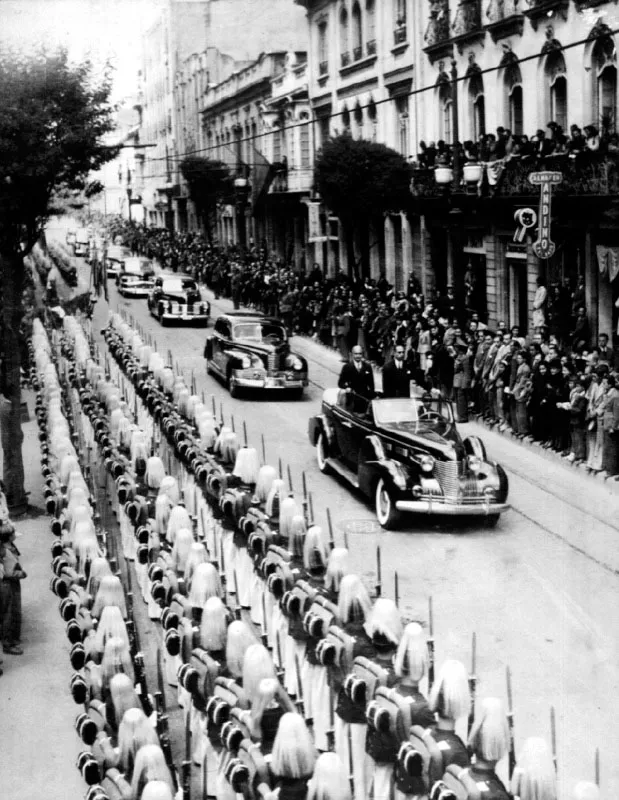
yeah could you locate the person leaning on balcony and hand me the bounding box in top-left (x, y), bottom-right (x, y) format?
top-left (568, 125), bottom-right (586, 155)
top-left (584, 125), bottom-right (601, 153)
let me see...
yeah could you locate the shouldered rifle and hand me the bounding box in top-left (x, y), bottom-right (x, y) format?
top-left (327, 508), bottom-right (335, 551)
top-left (550, 705), bottom-right (557, 774)
top-left (182, 703), bottom-right (192, 800)
top-left (506, 665), bottom-right (516, 779)
top-left (308, 492), bottom-right (314, 527)
top-left (468, 631), bottom-right (477, 738)
top-left (427, 596), bottom-right (435, 690)
top-left (394, 572), bottom-right (399, 608)
top-left (287, 464), bottom-right (293, 494)
top-left (347, 719), bottom-right (355, 798)
top-left (261, 591), bottom-right (269, 649)
top-left (294, 652), bottom-right (306, 719)
top-left (233, 568), bottom-right (241, 620)
top-left (261, 434), bottom-right (266, 466)
top-left (200, 508), bottom-right (209, 547)
top-left (327, 681), bottom-right (335, 752)
top-left (595, 747), bottom-right (600, 787)
top-left (376, 545), bottom-right (382, 597)
top-left (275, 630), bottom-right (285, 682)
top-left (302, 471), bottom-right (308, 526)
top-left (156, 648), bottom-right (180, 793)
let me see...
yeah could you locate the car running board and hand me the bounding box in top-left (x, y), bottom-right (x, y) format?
top-left (327, 458), bottom-right (360, 489)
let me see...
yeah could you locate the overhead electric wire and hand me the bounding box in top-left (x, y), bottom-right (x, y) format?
top-left (142, 23), bottom-right (619, 168)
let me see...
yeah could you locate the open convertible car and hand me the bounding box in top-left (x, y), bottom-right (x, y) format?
top-left (308, 388), bottom-right (509, 529)
top-left (205, 312), bottom-right (308, 398)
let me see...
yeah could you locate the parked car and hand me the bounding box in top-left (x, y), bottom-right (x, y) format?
top-left (148, 274), bottom-right (210, 326)
top-left (204, 311), bottom-right (308, 398)
top-left (73, 229), bottom-right (90, 257)
top-left (308, 389), bottom-right (509, 529)
top-left (117, 257), bottom-right (155, 298)
top-left (105, 244), bottom-right (132, 278)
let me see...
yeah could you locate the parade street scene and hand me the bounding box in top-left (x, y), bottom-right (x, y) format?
top-left (1, 2), bottom-right (619, 800)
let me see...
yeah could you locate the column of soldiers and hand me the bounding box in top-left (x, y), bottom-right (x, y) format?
top-left (33, 308), bottom-right (602, 800)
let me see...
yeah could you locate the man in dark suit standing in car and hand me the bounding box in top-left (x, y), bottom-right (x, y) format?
top-left (382, 345), bottom-right (412, 398)
top-left (338, 346), bottom-right (375, 411)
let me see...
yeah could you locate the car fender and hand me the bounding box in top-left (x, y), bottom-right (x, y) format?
top-left (463, 435), bottom-right (488, 461)
top-left (358, 435), bottom-right (408, 497)
top-left (307, 414), bottom-right (334, 448)
top-left (226, 348), bottom-right (252, 372)
top-left (494, 462), bottom-right (509, 501)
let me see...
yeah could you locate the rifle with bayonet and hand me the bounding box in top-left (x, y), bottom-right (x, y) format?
top-left (156, 648), bottom-right (180, 794)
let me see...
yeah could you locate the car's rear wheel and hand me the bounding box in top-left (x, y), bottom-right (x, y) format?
top-left (375, 478), bottom-right (401, 530)
top-left (316, 432), bottom-right (331, 474)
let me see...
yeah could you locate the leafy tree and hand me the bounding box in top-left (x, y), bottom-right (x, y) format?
top-left (0, 47), bottom-right (119, 512)
top-left (314, 134), bottom-right (412, 278)
top-left (180, 156), bottom-right (232, 242)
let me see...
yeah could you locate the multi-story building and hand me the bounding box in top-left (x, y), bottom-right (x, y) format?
top-left (296, 0), bottom-right (422, 286)
top-left (296, 0), bottom-right (619, 343)
top-left (140, 0), bottom-right (308, 232)
top-left (412, 0), bottom-right (619, 340)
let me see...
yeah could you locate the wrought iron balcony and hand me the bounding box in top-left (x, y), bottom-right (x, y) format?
top-left (341, 51), bottom-right (351, 67)
top-left (484, 0), bottom-right (524, 42)
top-left (409, 153), bottom-right (619, 202)
top-left (424, 0), bottom-right (485, 60)
top-left (522, 0), bottom-right (569, 30)
top-left (394, 25), bottom-right (407, 45)
top-left (367, 39), bottom-right (377, 55)
top-left (424, 0), bottom-right (450, 53)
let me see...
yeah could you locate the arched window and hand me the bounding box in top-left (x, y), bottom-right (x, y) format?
top-left (352, 3), bottom-right (363, 61)
top-left (318, 21), bottom-right (329, 75)
top-left (366, 0), bottom-right (376, 54)
top-left (504, 59), bottom-right (523, 135)
top-left (354, 104), bottom-right (363, 139)
top-left (546, 50), bottom-right (567, 132)
top-left (395, 95), bottom-right (410, 156)
top-left (468, 69), bottom-right (485, 140)
top-left (438, 76), bottom-right (452, 143)
top-left (340, 8), bottom-right (349, 66)
top-left (367, 98), bottom-right (377, 141)
top-left (300, 120), bottom-right (311, 168)
top-left (592, 35), bottom-right (617, 134)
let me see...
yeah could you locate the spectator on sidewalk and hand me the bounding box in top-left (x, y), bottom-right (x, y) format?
top-left (601, 374), bottom-right (619, 477)
top-left (512, 351), bottom-right (533, 437)
top-left (564, 375), bottom-right (588, 463)
top-left (0, 521), bottom-right (26, 655)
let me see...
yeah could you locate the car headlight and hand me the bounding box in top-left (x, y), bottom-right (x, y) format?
top-left (467, 455), bottom-right (482, 474)
top-left (415, 454), bottom-right (435, 473)
top-left (240, 356), bottom-right (251, 369)
top-left (200, 304), bottom-right (206, 314)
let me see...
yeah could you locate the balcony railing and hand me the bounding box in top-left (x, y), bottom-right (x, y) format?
top-left (424, 0), bottom-right (450, 48)
top-left (409, 153), bottom-right (619, 201)
top-left (484, 0), bottom-right (524, 42)
top-left (424, 0), bottom-right (485, 59)
top-left (452, 0), bottom-right (481, 39)
top-left (319, 60), bottom-right (328, 76)
top-left (353, 45), bottom-right (363, 62)
top-left (341, 51), bottom-right (351, 67)
top-left (367, 39), bottom-right (377, 55)
top-left (394, 25), bottom-right (407, 45)
top-left (522, 0), bottom-right (569, 30)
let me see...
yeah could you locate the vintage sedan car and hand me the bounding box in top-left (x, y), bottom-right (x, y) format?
top-left (116, 256), bottom-right (155, 298)
top-left (204, 312), bottom-right (308, 398)
top-left (147, 274), bottom-right (210, 326)
top-left (105, 244), bottom-right (132, 278)
top-left (308, 389), bottom-right (509, 529)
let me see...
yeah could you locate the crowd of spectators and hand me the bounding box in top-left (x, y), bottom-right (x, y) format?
top-left (412, 120), bottom-right (619, 170)
top-left (109, 220), bottom-right (619, 480)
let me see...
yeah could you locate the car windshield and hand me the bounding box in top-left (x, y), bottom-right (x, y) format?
top-left (372, 396), bottom-right (454, 431)
top-left (162, 278), bottom-right (198, 293)
top-left (123, 259), bottom-right (152, 274)
top-left (232, 322), bottom-right (287, 344)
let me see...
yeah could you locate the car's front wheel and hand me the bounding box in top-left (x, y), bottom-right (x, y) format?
top-left (227, 370), bottom-right (240, 399)
top-left (375, 478), bottom-right (401, 530)
top-left (316, 432), bottom-right (331, 474)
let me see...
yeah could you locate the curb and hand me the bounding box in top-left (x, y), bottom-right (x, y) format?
top-left (471, 413), bottom-right (619, 497)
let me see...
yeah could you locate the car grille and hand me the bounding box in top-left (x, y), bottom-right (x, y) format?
top-left (267, 352), bottom-right (282, 373)
top-left (433, 461), bottom-right (483, 502)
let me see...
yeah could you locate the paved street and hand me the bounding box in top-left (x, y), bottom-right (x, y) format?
top-left (81, 254), bottom-right (619, 797)
top-left (14, 223), bottom-right (617, 798)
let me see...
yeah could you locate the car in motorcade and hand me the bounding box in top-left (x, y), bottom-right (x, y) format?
top-left (117, 257), bottom-right (156, 298)
top-left (308, 388), bottom-right (509, 529)
top-left (105, 244), bottom-right (132, 278)
top-left (204, 312), bottom-right (308, 398)
top-left (147, 273), bottom-right (210, 326)
top-left (73, 229), bottom-right (90, 257)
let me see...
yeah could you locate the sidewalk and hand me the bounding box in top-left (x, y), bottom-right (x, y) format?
top-left (0, 390), bottom-right (84, 800)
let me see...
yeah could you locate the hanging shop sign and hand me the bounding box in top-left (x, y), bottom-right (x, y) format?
top-left (528, 171), bottom-right (562, 259)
